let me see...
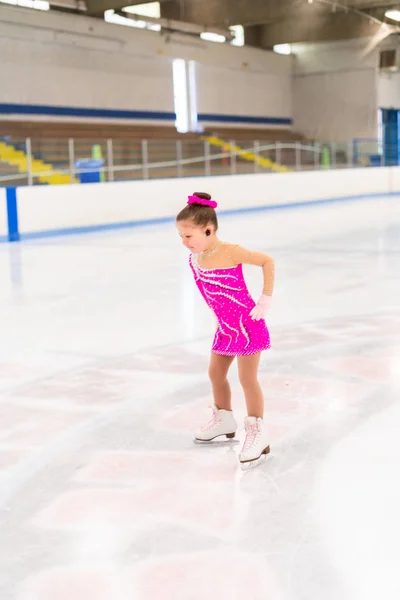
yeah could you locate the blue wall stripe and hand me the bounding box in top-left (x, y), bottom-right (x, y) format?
top-left (198, 113), bottom-right (293, 126)
top-left (0, 103), bottom-right (176, 121)
top-left (6, 187), bottom-right (20, 242)
top-left (0, 103), bottom-right (292, 126)
top-left (2, 191), bottom-right (396, 244)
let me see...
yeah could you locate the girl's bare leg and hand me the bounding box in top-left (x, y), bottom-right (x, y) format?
top-left (237, 353), bottom-right (264, 418)
top-left (208, 353), bottom-right (235, 410)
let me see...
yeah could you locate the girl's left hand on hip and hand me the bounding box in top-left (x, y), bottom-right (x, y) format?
top-left (250, 294), bottom-right (272, 321)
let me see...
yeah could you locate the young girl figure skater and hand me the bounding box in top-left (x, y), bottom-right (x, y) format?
top-left (176, 192), bottom-right (275, 469)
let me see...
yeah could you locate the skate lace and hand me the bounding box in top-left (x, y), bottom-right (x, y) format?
top-left (243, 423), bottom-right (260, 452)
top-left (201, 406), bottom-right (220, 432)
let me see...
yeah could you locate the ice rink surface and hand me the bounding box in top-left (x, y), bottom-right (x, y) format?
top-left (0, 195), bottom-right (400, 600)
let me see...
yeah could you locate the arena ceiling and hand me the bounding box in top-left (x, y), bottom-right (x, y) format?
top-left (77, 0), bottom-right (400, 45)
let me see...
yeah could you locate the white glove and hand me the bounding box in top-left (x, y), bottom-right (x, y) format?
top-left (250, 294), bottom-right (272, 321)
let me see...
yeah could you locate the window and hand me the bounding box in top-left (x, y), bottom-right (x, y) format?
top-left (173, 59), bottom-right (189, 133)
top-left (188, 61), bottom-right (198, 132)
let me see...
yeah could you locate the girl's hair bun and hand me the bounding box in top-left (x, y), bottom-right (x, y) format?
top-left (193, 192), bottom-right (211, 200)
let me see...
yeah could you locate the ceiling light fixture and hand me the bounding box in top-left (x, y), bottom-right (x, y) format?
top-left (0, 0), bottom-right (49, 9)
top-left (200, 32), bottom-right (226, 43)
top-left (273, 43), bottom-right (292, 55)
top-left (385, 10), bottom-right (400, 22)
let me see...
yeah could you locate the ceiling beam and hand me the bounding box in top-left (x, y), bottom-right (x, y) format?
top-left (85, 0), bottom-right (128, 15)
top-left (349, 0), bottom-right (400, 7)
top-left (248, 10), bottom-right (389, 47)
top-left (175, 0), bottom-right (331, 28)
top-left (84, 0), bottom-right (400, 35)
top-left (85, 0), bottom-right (175, 15)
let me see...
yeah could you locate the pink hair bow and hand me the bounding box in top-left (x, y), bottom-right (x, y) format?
top-left (187, 195), bottom-right (218, 209)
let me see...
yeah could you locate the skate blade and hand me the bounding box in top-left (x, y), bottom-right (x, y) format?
top-left (240, 454), bottom-right (267, 471)
top-left (240, 446), bottom-right (271, 471)
top-left (193, 432), bottom-right (237, 445)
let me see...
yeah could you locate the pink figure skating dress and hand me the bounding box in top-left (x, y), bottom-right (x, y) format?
top-left (189, 250), bottom-right (271, 356)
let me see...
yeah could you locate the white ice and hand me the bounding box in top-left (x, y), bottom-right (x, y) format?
top-left (0, 195), bottom-right (400, 600)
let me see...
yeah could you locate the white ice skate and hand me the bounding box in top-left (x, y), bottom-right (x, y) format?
top-left (194, 406), bottom-right (238, 443)
top-left (239, 416), bottom-right (271, 470)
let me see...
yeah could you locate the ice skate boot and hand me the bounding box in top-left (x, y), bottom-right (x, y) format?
top-left (239, 416), bottom-right (271, 470)
top-left (194, 406), bottom-right (237, 443)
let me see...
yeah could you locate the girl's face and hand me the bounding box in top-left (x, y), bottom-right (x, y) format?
top-left (177, 221), bottom-right (214, 254)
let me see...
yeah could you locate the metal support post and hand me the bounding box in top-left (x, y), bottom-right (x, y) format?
top-left (230, 140), bottom-right (236, 175)
top-left (176, 140), bottom-right (183, 178)
top-left (331, 143), bottom-right (336, 169)
top-left (276, 142), bottom-right (281, 166)
top-left (314, 143), bottom-right (320, 170)
top-left (295, 141), bottom-right (301, 171)
top-left (107, 139), bottom-right (114, 182)
top-left (68, 138), bottom-right (75, 182)
top-left (142, 139), bottom-right (149, 179)
top-left (254, 140), bottom-right (260, 173)
top-left (26, 138), bottom-right (33, 185)
top-left (347, 141), bottom-right (353, 168)
top-left (204, 141), bottom-right (211, 176)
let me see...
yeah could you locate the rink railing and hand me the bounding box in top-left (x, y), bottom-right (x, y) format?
top-left (0, 138), bottom-right (362, 187)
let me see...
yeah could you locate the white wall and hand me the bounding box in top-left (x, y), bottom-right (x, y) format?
top-left (197, 61), bottom-right (292, 124)
top-left (0, 7), bottom-right (174, 118)
top-left (14, 168), bottom-right (396, 237)
top-left (0, 38), bottom-right (173, 114)
top-left (379, 72), bottom-right (400, 109)
top-left (0, 189), bottom-right (7, 238)
top-left (0, 5), bottom-right (292, 126)
top-left (293, 39), bottom-right (379, 142)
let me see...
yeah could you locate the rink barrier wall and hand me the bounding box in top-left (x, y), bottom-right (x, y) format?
top-left (2, 167), bottom-right (400, 243)
top-left (0, 187), bottom-right (7, 241)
